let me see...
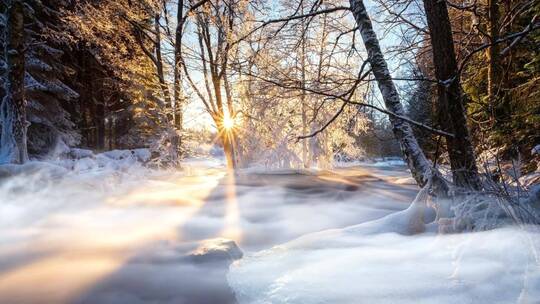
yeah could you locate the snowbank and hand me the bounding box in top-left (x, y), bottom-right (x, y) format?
top-left (228, 223), bottom-right (540, 304)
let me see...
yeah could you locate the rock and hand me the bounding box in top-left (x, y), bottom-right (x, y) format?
top-left (187, 238), bottom-right (243, 264)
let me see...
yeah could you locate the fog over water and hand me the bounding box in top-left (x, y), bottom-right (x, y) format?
top-left (0, 159), bottom-right (538, 303)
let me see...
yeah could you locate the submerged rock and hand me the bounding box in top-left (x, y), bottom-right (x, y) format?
top-left (188, 238), bottom-right (243, 264)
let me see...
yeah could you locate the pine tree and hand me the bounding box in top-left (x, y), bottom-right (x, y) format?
top-left (0, 0), bottom-right (28, 164)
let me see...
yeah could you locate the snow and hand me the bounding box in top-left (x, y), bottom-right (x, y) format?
top-left (335, 158), bottom-right (407, 168)
top-left (228, 184), bottom-right (540, 303)
top-left (228, 226), bottom-right (540, 304)
top-left (0, 157), bottom-right (538, 303)
top-left (531, 145), bottom-right (540, 156)
top-left (69, 148), bottom-right (95, 159)
top-left (100, 149), bottom-right (151, 163)
top-left (521, 172), bottom-right (540, 188)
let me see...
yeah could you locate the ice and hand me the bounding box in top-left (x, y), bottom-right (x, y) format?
top-left (228, 226), bottom-right (540, 304)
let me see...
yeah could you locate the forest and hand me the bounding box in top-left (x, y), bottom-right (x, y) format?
top-left (0, 0), bottom-right (539, 303)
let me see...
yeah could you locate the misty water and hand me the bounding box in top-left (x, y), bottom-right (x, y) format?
top-left (0, 159), bottom-right (539, 303)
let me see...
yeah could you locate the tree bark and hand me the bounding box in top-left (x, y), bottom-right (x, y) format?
top-left (174, 0), bottom-right (184, 131)
top-left (487, 0), bottom-right (501, 105)
top-left (1, 0), bottom-right (28, 164)
top-left (223, 70), bottom-right (237, 168)
top-left (300, 2), bottom-right (308, 168)
top-left (154, 14), bottom-right (173, 123)
top-left (423, 0), bottom-right (482, 190)
top-left (221, 129), bottom-right (236, 170)
top-left (349, 0), bottom-right (434, 188)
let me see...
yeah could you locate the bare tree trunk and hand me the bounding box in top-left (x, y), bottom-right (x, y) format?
top-left (0, 2), bottom-right (5, 100)
top-left (487, 0), bottom-right (501, 105)
top-left (174, 0), bottom-right (184, 131)
top-left (222, 130), bottom-right (235, 170)
top-left (189, 1), bottom-right (237, 169)
top-left (96, 89), bottom-right (105, 150)
top-left (349, 0), bottom-right (434, 188)
top-left (154, 14), bottom-right (173, 123)
top-left (1, 0), bottom-right (28, 164)
top-left (213, 76), bottom-right (236, 169)
top-left (311, 11), bottom-right (329, 168)
top-left (223, 70), bottom-right (237, 169)
top-left (300, 2), bottom-right (308, 168)
top-left (423, 0), bottom-right (482, 190)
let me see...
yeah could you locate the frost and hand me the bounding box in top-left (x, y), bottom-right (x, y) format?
top-left (25, 56), bottom-right (53, 72)
top-left (532, 145), bottom-right (540, 156)
top-left (24, 72), bottom-right (48, 92)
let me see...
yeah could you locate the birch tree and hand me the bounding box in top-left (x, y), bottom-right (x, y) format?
top-left (349, 0), bottom-right (434, 187)
top-left (173, 0), bottom-right (185, 131)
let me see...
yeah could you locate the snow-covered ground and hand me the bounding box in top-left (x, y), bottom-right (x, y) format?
top-left (0, 157), bottom-right (538, 303)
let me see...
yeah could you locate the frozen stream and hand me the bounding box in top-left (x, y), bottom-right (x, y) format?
top-left (0, 159), bottom-right (538, 303)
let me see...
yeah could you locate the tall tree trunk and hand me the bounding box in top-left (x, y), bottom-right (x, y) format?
top-left (213, 76), bottom-right (236, 169)
top-left (1, 0), bottom-right (28, 164)
top-left (154, 14), bottom-right (173, 123)
top-left (223, 70), bottom-right (237, 168)
top-left (300, 2), bottom-right (308, 168)
top-left (96, 79), bottom-right (106, 150)
top-left (423, 0), bottom-right (482, 190)
top-left (174, 0), bottom-right (184, 131)
top-left (311, 12), bottom-right (329, 167)
top-left (222, 130), bottom-right (235, 170)
top-left (487, 0), bottom-right (501, 105)
top-left (349, 0), bottom-right (434, 188)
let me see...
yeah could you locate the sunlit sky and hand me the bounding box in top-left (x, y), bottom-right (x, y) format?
top-left (176, 0), bottom-right (415, 131)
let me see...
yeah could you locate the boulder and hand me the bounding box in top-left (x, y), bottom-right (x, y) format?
top-left (187, 238), bottom-right (243, 264)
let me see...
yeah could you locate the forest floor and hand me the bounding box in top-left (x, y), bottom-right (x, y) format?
top-left (0, 158), bottom-right (539, 304)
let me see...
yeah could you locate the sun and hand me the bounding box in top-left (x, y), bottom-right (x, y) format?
top-left (223, 114), bottom-right (235, 131)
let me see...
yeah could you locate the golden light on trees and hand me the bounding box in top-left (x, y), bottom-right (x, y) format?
top-left (223, 114), bottom-right (236, 131)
